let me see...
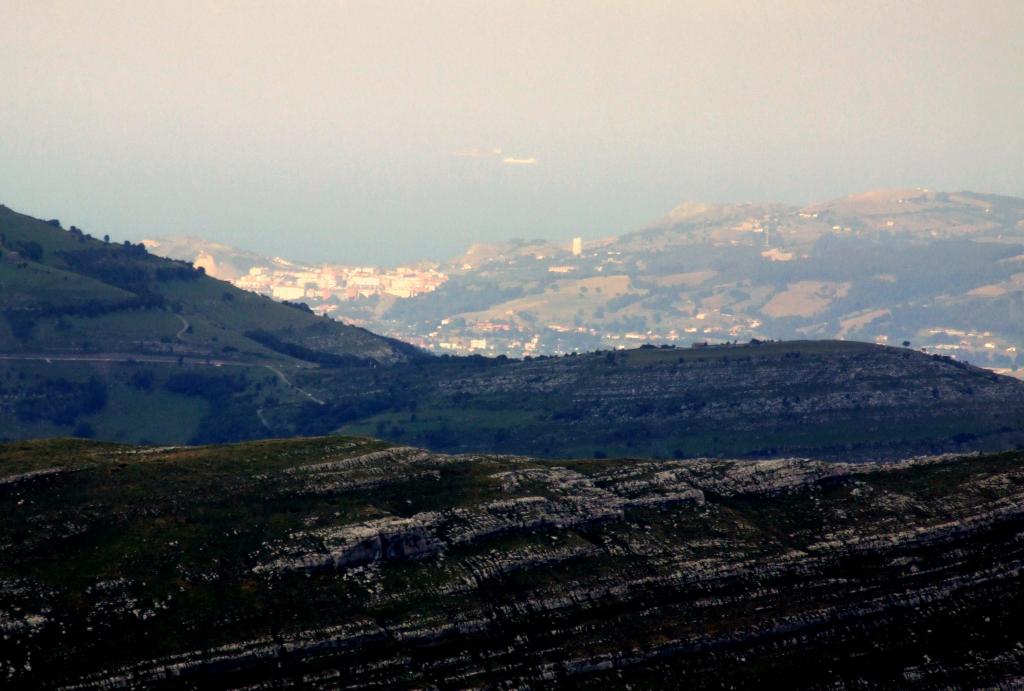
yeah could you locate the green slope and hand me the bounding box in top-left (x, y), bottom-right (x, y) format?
top-left (0, 204), bottom-right (425, 444)
top-left (0, 204), bottom-right (422, 363)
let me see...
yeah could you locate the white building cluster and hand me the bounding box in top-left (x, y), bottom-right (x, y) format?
top-left (235, 261), bottom-right (446, 306)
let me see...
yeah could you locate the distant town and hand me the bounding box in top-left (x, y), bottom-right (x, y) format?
top-left (144, 188), bottom-right (1024, 380)
top-left (223, 257), bottom-right (447, 306)
top-left (173, 235), bottom-right (1021, 379)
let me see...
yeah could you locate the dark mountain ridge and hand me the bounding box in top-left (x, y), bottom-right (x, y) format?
top-left (3, 437), bottom-right (1023, 688)
top-left (310, 339), bottom-right (1024, 461)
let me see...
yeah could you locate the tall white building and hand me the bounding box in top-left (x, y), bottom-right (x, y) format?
top-left (571, 236), bottom-right (583, 256)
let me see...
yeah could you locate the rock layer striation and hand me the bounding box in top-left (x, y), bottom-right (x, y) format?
top-left (1, 437), bottom-right (1023, 688)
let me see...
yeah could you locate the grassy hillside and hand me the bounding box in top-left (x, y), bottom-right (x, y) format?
top-left (2, 437), bottom-right (1023, 688)
top-left (0, 205), bottom-right (424, 444)
top-left (0, 204), bottom-right (420, 363)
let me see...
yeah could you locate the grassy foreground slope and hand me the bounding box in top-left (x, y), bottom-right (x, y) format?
top-left (2, 437), bottom-right (1023, 688)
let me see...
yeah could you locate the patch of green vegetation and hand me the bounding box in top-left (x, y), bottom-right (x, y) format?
top-left (0, 260), bottom-right (132, 310)
top-left (0, 359), bottom-right (319, 445)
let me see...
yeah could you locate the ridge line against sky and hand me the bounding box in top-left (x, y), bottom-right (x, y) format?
top-left (2, 0), bottom-right (1022, 265)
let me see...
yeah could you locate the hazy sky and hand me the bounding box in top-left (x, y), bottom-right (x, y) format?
top-left (2, 1), bottom-right (1022, 265)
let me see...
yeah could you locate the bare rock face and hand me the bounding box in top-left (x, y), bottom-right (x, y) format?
top-left (2, 438), bottom-right (1024, 689)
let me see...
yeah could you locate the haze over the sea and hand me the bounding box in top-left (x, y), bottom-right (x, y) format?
top-left (2, 0), bottom-right (1022, 264)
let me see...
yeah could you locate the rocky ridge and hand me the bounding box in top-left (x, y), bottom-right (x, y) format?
top-left (2, 438), bottom-right (1023, 688)
top-left (322, 340), bottom-right (1024, 460)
